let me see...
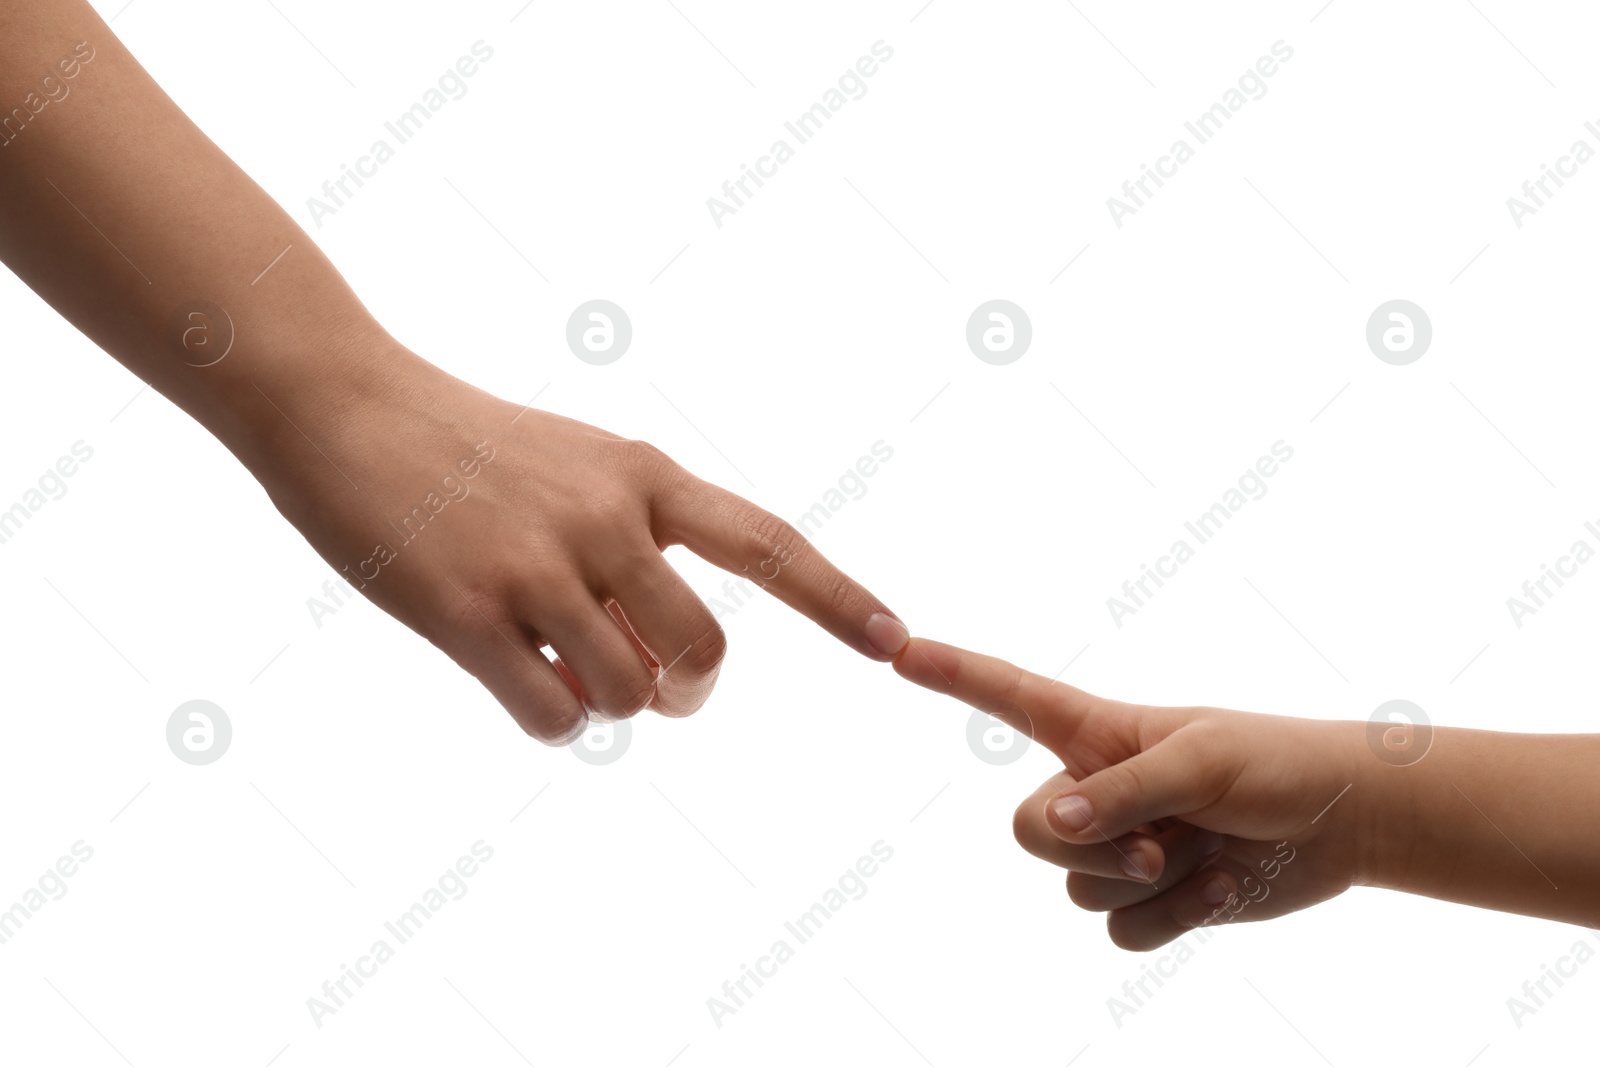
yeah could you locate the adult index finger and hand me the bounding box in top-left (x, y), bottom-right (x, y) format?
top-left (653, 474), bottom-right (907, 661)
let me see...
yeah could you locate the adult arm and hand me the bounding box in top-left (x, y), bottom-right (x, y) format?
top-left (0, 0), bottom-right (909, 738)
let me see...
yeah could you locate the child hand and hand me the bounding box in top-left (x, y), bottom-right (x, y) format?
top-left (893, 637), bottom-right (1373, 950)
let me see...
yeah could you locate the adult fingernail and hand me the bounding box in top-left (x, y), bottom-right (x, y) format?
top-left (1050, 795), bottom-right (1094, 835)
top-left (1197, 831), bottom-right (1226, 858)
top-left (865, 613), bottom-right (909, 656)
top-left (1200, 878), bottom-right (1230, 906)
top-left (1121, 852), bottom-right (1150, 881)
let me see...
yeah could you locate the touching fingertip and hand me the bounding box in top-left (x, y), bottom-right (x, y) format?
top-left (865, 612), bottom-right (909, 658)
top-left (893, 637), bottom-right (960, 685)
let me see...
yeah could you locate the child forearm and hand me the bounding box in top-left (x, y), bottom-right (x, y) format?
top-left (1364, 729), bottom-right (1600, 927)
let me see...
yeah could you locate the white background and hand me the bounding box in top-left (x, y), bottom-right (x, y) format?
top-left (2, 0), bottom-right (1597, 1064)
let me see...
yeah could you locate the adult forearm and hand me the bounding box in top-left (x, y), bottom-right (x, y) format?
top-left (0, 0), bottom-right (405, 478)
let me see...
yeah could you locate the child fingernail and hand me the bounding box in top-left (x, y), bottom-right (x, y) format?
top-left (1121, 853), bottom-right (1150, 881)
top-left (1200, 878), bottom-right (1230, 906)
top-left (865, 613), bottom-right (909, 656)
top-left (1050, 795), bottom-right (1094, 834)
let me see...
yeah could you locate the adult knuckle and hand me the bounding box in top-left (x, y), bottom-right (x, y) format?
top-left (592, 672), bottom-right (656, 720)
top-left (740, 509), bottom-right (801, 558)
top-left (676, 624), bottom-right (728, 676)
top-left (818, 571), bottom-right (863, 616)
top-left (619, 437), bottom-right (673, 476)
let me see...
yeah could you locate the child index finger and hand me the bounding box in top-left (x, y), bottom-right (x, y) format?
top-left (891, 636), bottom-right (1095, 758)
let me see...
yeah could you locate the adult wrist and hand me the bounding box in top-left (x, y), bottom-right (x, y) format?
top-left (165, 313), bottom-right (424, 484)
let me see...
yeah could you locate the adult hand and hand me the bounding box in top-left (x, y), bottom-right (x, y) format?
top-left (0, 1), bottom-right (906, 743)
top-left (255, 352), bottom-right (908, 742)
